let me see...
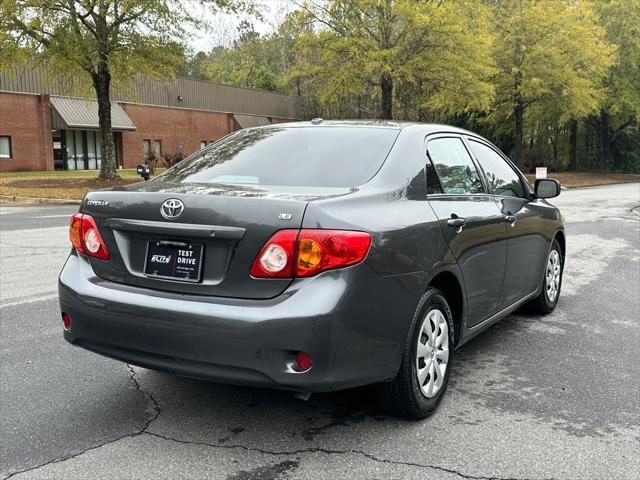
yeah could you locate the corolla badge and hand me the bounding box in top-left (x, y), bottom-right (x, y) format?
top-left (86, 199), bottom-right (109, 207)
top-left (160, 199), bottom-right (184, 220)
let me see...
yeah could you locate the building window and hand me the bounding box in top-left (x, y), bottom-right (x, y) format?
top-left (154, 139), bottom-right (162, 157)
top-left (143, 139), bottom-right (151, 157)
top-left (74, 129), bottom-right (85, 170)
top-left (65, 131), bottom-right (75, 170)
top-left (63, 130), bottom-right (102, 170)
top-left (0, 136), bottom-right (12, 159)
top-left (200, 141), bottom-right (207, 150)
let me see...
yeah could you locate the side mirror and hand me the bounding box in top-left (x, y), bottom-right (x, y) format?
top-left (535, 178), bottom-right (561, 199)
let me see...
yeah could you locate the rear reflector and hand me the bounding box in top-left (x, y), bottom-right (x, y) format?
top-left (295, 351), bottom-right (313, 371)
top-left (62, 312), bottom-right (71, 331)
top-left (250, 229), bottom-right (371, 278)
top-left (69, 214), bottom-right (110, 260)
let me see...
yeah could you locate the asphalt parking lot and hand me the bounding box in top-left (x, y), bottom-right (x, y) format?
top-left (1, 183), bottom-right (639, 480)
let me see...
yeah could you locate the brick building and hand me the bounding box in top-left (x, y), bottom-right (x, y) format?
top-left (0, 67), bottom-right (300, 172)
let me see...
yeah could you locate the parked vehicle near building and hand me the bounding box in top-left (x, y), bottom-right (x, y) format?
top-left (59, 121), bottom-right (565, 419)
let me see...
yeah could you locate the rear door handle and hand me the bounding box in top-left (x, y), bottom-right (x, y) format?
top-left (505, 214), bottom-right (517, 225)
top-left (447, 217), bottom-right (466, 233)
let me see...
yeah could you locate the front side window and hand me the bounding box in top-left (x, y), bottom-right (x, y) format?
top-left (158, 126), bottom-right (400, 188)
top-left (468, 140), bottom-right (525, 198)
top-left (427, 137), bottom-right (484, 194)
top-left (0, 136), bottom-right (11, 159)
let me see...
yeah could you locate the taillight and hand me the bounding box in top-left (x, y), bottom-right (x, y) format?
top-left (296, 230), bottom-right (371, 277)
top-left (250, 229), bottom-right (371, 278)
top-left (69, 214), bottom-right (110, 260)
top-left (69, 214), bottom-right (83, 251)
top-left (250, 230), bottom-right (297, 278)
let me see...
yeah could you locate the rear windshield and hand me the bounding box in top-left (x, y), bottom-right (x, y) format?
top-left (157, 126), bottom-right (399, 188)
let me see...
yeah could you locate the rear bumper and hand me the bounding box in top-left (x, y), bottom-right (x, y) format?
top-left (59, 253), bottom-right (424, 392)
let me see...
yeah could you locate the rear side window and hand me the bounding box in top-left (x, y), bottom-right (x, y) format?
top-left (427, 137), bottom-right (484, 194)
top-left (425, 161), bottom-right (443, 194)
top-left (468, 140), bottom-right (525, 198)
top-left (158, 127), bottom-right (400, 188)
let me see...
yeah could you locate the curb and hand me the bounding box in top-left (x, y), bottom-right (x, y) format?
top-left (0, 195), bottom-right (81, 205)
top-left (561, 181), bottom-right (640, 189)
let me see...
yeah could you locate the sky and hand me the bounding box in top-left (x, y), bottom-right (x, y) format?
top-left (186, 0), bottom-right (295, 53)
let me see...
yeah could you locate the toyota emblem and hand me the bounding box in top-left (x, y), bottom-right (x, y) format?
top-left (160, 199), bottom-right (185, 220)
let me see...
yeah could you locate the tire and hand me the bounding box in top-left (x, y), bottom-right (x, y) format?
top-left (377, 288), bottom-right (455, 420)
top-left (524, 238), bottom-right (564, 314)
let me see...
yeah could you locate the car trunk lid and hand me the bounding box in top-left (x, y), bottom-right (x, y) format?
top-left (81, 182), bottom-right (349, 299)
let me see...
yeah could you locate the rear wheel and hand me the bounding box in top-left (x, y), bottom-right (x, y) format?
top-left (377, 288), bottom-right (454, 419)
top-left (525, 238), bottom-right (564, 314)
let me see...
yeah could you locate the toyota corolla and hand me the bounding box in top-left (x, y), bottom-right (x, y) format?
top-left (59, 121), bottom-right (564, 419)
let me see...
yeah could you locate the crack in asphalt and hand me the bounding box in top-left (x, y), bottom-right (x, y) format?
top-left (2, 366), bottom-right (552, 480)
top-left (126, 365), bottom-right (162, 430)
top-left (143, 431), bottom-right (551, 480)
top-left (1, 365), bottom-right (160, 480)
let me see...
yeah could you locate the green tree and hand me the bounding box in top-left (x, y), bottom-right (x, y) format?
top-left (488, 0), bottom-right (614, 168)
top-left (291, 0), bottom-right (495, 120)
top-left (0, 0), bottom-right (236, 179)
top-left (179, 50), bottom-right (211, 80)
top-left (203, 21), bottom-right (285, 92)
top-left (589, 0), bottom-right (640, 171)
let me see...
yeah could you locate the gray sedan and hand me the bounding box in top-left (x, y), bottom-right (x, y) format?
top-left (59, 120), bottom-right (564, 419)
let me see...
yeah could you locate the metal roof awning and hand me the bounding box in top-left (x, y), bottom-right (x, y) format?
top-left (233, 114), bottom-right (271, 129)
top-left (50, 96), bottom-right (136, 131)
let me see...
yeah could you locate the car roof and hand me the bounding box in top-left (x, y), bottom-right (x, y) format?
top-left (260, 119), bottom-right (477, 136)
